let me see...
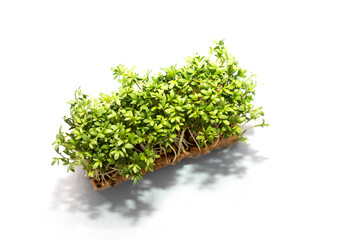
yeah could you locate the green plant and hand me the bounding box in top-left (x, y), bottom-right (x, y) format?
top-left (52, 40), bottom-right (268, 185)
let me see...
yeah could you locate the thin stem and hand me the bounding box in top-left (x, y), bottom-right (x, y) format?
top-left (162, 146), bottom-right (167, 158)
top-left (134, 79), bottom-right (142, 91)
top-left (240, 119), bottom-right (251, 128)
top-left (243, 123), bottom-right (264, 133)
top-left (169, 144), bottom-right (177, 164)
top-left (105, 173), bottom-right (115, 180)
top-left (189, 129), bottom-right (201, 151)
top-left (177, 128), bottom-right (187, 155)
top-left (214, 134), bottom-right (220, 146)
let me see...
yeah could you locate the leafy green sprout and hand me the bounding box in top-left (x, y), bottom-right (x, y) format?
top-left (52, 40), bottom-right (269, 185)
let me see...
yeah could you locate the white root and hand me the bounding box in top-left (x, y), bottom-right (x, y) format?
top-left (189, 129), bottom-right (201, 151)
top-left (169, 144), bottom-right (177, 164)
top-left (177, 128), bottom-right (187, 155)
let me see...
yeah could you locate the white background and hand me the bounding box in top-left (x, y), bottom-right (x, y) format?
top-left (1, 0), bottom-right (359, 239)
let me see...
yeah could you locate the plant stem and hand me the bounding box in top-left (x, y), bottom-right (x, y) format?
top-left (169, 144), bottom-right (177, 164)
top-left (189, 129), bottom-right (201, 151)
top-left (177, 128), bottom-right (187, 155)
top-left (243, 123), bottom-right (264, 133)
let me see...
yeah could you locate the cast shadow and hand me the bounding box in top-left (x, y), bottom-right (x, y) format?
top-left (51, 129), bottom-right (267, 224)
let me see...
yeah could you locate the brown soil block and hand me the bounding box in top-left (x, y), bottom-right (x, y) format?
top-left (90, 134), bottom-right (238, 190)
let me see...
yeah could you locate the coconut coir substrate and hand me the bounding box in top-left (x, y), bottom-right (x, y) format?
top-left (90, 134), bottom-right (238, 190)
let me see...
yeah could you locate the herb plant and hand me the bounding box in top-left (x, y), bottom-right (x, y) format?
top-left (52, 40), bottom-right (268, 185)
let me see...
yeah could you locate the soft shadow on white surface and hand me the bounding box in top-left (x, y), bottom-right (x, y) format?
top-left (51, 130), bottom-right (267, 224)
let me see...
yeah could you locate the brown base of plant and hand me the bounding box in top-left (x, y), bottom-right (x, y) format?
top-left (90, 134), bottom-right (238, 190)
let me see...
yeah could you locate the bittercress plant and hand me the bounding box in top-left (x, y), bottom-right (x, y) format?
top-left (52, 40), bottom-right (268, 185)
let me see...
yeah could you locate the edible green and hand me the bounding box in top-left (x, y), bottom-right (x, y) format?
top-left (52, 40), bottom-right (268, 185)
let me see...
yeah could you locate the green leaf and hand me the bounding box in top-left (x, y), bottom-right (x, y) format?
top-left (107, 158), bottom-right (115, 164)
top-left (165, 108), bottom-right (174, 114)
top-left (189, 94), bottom-right (198, 100)
top-left (93, 162), bottom-right (99, 169)
top-left (196, 136), bottom-right (204, 140)
top-left (117, 139), bottom-right (124, 146)
top-left (51, 158), bottom-right (58, 166)
top-left (124, 143), bottom-right (134, 149)
top-left (105, 129), bottom-right (113, 134)
top-left (200, 89), bottom-right (209, 96)
top-left (98, 133), bottom-right (105, 138)
top-left (108, 113), bottom-right (116, 118)
top-left (81, 134), bottom-right (90, 142)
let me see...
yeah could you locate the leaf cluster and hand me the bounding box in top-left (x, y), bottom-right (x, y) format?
top-left (52, 40), bottom-right (268, 185)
